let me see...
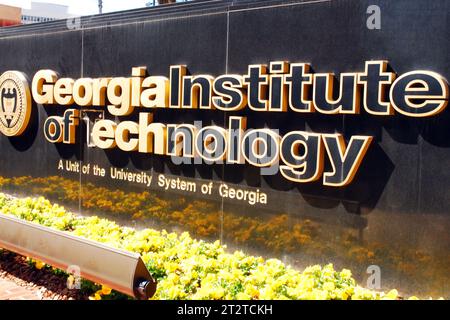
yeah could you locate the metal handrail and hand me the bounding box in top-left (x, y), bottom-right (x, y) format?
top-left (0, 213), bottom-right (157, 300)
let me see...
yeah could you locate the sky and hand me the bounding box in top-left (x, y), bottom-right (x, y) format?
top-left (0, 0), bottom-right (150, 15)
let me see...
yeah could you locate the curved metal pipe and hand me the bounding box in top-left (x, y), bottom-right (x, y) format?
top-left (0, 213), bottom-right (157, 299)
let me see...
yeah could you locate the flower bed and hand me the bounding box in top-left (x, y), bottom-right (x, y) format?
top-left (1, 174), bottom-right (446, 290)
top-left (0, 193), bottom-right (423, 300)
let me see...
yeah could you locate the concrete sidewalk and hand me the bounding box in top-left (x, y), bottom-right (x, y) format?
top-left (0, 275), bottom-right (41, 300)
top-left (0, 252), bottom-right (85, 300)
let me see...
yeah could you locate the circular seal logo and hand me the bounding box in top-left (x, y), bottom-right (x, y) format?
top-left (0, 71), bottom-right (32, 136)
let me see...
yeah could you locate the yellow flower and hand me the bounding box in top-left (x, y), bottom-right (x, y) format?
top-left (340, 291), bottom-right (349, 300)
top-left (164, 262), bottom-right (180, 273)
top-left (67, 275), bottom-right (75, 288)
top-left (165, 285), bottom-right (186, 299)
top-left (316, 290), bottom-right (330, 300)
top-left (259, 286), bottom-right (275, 299)
top-left (244, 285), bottom-right (260, 299)
top-left (304, 265), bottom-right (321, 274)
top-left (210, 287), bottom-right (225, 300)
top-left (383, 289), bottom-right (398, 300)
top-left (35, 260), bottom-right (45, 270)
top-left (322, 264), bottom-right (334, 277)
top-left (89, 293), bottom-right (102, 300)
top-left (323, 282), bottom-right (335, 291)
top-left (302, 278), bottom-right (315, 290)
top-left (101, 285), bottom-right (112, 295)
top-left (0, 190), bottom-right (429, 301)
top-left (408, 296), bottom-right (419, 300)
top-left (236, 292), bottom-right (251, 300)
top-left (340, 269), bottom-right (352, 279)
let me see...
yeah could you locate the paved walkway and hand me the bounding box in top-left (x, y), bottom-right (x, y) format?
top-left (0, 252), bottom-right (83, 300)
top-left (0, 275), bottom-right (41, 300)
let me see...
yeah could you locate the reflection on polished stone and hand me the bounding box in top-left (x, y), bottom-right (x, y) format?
top-left (1, 174), bottom-right (449, 297)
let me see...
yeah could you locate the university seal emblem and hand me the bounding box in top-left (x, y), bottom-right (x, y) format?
top-left (0, 71), bottom-right (32, 136)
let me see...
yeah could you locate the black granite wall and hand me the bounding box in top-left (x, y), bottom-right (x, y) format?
top-left (0, 0), bottom-right (449, 297)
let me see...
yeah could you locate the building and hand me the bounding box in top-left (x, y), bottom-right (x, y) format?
top-left (0, 4), bottom-right (21, 27)
top-left (21, 2), bottom-right (72, 24)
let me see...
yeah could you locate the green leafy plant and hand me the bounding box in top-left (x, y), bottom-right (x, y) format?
top-left (0, 193), bottom-right (433, 300)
